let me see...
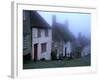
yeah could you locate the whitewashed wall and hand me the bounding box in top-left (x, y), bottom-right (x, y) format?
top-left (32, 28), bottom-right (52, 60)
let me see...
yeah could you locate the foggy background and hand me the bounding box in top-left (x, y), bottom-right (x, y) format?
top-left (38, 11), bottom-right (91, 38)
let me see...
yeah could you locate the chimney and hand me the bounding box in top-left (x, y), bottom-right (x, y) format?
top-left (52, 15), bottom-right (56, 26)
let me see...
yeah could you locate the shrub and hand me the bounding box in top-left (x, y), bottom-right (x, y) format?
top-left (23, 53), bottom-right (31, 63)
top-left (51, 50), bottom-right (57, 60)
top-left (23, 53), bottom-right (31, 61)
top-left (40, 58), bottom-right (46, 61)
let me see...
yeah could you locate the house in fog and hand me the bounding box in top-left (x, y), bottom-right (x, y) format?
top-left (81, 45), bottom-right (90, 57)
top-left (23, 11), bottom-right (52, 61)
top-left (72, 38), bottom-right (82, 58)
top-left (52, 15), bottom-right (74, 59)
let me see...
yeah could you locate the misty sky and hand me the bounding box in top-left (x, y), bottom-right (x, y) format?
top-left (38, 11), bottom-right (91, 38)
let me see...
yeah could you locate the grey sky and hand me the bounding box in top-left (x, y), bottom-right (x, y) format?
top-left (38, 11), bottom-right (91, 38)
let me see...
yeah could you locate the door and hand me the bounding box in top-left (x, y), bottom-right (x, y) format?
top-left (34, 44), bottom-right (38, 61)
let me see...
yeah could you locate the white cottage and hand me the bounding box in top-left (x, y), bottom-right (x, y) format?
top-left (23, 11), bottom-right (52, 61)
top-left (32, 28), bottom-right (52, 60)
top-left (30, 11), bottom-right (52, 61)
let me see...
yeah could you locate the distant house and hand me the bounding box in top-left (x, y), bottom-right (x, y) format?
top-left (72, 39), bottom-right (82, 58)
top-left (23, 11), bottom-right (52, 60)
top-left (81, 45), bottom-right (90, 57)
top-left (52, 15), bottom-right (74, 59)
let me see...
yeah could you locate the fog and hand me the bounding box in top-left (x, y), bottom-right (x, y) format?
top-left (38, 11), bottom-right (91, 38)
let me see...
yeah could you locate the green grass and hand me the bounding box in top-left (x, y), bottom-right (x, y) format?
top-left (23, 55), bottom-right (90, 69)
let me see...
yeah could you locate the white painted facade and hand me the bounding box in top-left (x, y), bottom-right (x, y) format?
top-left (81, 45), bottom-right (90, 57)
top-left (32, 28), bottom-right (52, 60)
top-left (63, 41), bottom-right (72, 57)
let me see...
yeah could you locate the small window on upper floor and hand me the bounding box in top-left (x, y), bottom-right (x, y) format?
top-left (38, 29), bottom-right (41, 38)
top-left (45, 29), bottom-right (48, 37)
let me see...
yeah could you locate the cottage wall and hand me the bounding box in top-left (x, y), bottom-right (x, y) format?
top-left (32, 28), bottom-right (52, 60)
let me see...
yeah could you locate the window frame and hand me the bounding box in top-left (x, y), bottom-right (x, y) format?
top-left (37, 28), bottom-right (41, 38)
top-left (45, 29), bottom-right (49, 37)
top-left (41, 43), bottom-right (47, 53)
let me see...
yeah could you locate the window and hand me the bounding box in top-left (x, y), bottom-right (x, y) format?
top-left (38, 29), bottom-right (41, 37)
top-left (41, 43), bottom-right (47, 53)
top-left (45, 29), bottom-right (48, 37)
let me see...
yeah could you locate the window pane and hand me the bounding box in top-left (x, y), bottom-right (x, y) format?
top-left (38, 29), bottom-right (41, 37)
top-left (45, 29), bottom-right (48, 37)
top-left (41, 43), bottom-right (47, 53)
